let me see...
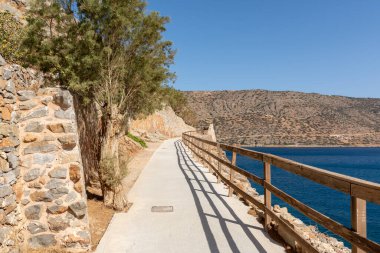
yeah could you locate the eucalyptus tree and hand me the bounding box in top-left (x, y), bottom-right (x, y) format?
top-left (22, 0), bottom-right (175, 210)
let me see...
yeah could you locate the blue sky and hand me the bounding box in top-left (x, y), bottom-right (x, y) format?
top-left (147, 0), bottom-right (380, 98)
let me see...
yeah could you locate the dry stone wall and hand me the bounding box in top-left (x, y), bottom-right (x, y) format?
top-left (0, 60), bottom-right (90, 252)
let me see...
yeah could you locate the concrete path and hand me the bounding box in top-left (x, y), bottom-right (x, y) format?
top-left (96, 139), bottom-right (285, 253)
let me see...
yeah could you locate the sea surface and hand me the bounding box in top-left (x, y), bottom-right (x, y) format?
top-left (226, 147), bottom-right (380, 247)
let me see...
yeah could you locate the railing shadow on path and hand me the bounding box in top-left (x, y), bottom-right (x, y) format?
top-left (175, 140), bottom-right (280, 253)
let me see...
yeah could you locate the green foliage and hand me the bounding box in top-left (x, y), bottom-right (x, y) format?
top-left (0, 11), bottom-right (24, 63)
top-left (127, 132), bottom-right (147, 148)
top-left (21, 0), bottom-right (176, 120)
top-left (99, 156), bottom-right (128, 189)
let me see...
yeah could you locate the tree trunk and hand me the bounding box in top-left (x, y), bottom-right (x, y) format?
top-left (100, 105), bottom-right (126, 210)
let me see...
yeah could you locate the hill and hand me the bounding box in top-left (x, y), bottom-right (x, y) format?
top-left (183, 90), bottom-right (380, 146)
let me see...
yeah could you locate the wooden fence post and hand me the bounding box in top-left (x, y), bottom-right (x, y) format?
top-left (351, 196), bottom-right (367, 253)
top-left (217, 143), bottom-right (221, 183)
top-left (229, 144), bottom-right (237, 197)
top-left (264, 157), bottom-right (271, 230)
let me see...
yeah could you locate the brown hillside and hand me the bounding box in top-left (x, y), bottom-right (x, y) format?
top-left (184, 90), bottom-right (380, 146)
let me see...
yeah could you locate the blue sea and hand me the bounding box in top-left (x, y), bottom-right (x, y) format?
top-left (226, 147), bottom-right (380, 247)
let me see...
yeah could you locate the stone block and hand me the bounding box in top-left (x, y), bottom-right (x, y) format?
top-left (45, 179), bottom-right (65, 190)
top-left (47, 205), bottom-right (68, 214)
top-left (19, 100), bottom-right (38, 110)
top-left (53, 90), bottom-right (72, 110)
top-left (48, 166), bottom-right (67, 179)
top-left (17, 90), bottom-right (36, 101)
top-left (49, 187), bottom-right (69, 198)
top-left (58, 135), bottom-right (76, 150)
top-left (69, 164), bottom-right (81, 183)
top-left (0, 156), bottom-right (10, 173)
top-left (0, 227), bottom-right (11, 245)
top-left (6, 153), bottom-right (18, 169)
top-left (25, 121), bottom-right (44, 133)
top-left (28, 234), bottom-right (57, 248)
top-left (0, 106), bottom-right (11, 121)
top-left (0, 185), bottom-right (13, 198)
top-left (23, 133), bottom-right (38, 143)
top-left (55, 109), bottom-right (74, 120)
top-left (27, 221), bottom-right (47, 234)
top-left (24, 141), bottom-right (58, 155)
top-left (23, 168), bottom-right (40, 182)
top-left (47, 123), bottom-right (65, 133)
top-left (68, 200), bottom-right (86, 219)
top-left (33, 154), bottom-right (56, 165)
top-left (48, 216), bottom-right (70, 232)
top-left (2, 68), bottom-right (12, 80)
top-left (20, 106), bottom-right (48, 122)
top-left (25, 204), bottom-right (42, 220)
top-left (30, 191), bottom-right (53, 202)
top-left (0, 54), bottom-right (6, 66)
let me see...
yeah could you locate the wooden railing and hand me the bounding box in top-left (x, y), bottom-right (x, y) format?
top-left (182, 132), bottom-right (380, 253)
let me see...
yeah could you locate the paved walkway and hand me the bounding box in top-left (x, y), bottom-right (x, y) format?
top-left (96, 139), bottom-right (285, 253)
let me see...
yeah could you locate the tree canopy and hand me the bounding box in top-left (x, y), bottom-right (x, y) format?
top-left (22, 0), bottom-right (178, 119)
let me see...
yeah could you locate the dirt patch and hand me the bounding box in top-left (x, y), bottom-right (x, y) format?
top-left (87, 197), bottom-right (116, 251)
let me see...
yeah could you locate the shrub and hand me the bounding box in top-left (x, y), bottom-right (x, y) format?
top-left (0, 11), bottom-right (24, 63)
top-left (99, 156), bottom-right (128, 190)
top-left (127, 133), bottom-right (147, 148)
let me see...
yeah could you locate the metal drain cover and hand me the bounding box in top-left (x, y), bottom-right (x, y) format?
top-left (151, 206), bottom-right (174, 212)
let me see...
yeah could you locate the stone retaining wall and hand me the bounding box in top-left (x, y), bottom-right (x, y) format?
top-left (0, 60), bottom-right (90, 252)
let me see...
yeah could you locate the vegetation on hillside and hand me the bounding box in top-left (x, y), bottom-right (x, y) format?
top-left (127, 133), bottom-right (147, 148)
top-left (19, 0), bottom-right (186, 210)
top-left (0, 11), bottom-right (24, 63)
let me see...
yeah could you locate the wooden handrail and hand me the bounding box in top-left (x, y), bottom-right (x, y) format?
top-left (182, 132), bottom-right (380, 253)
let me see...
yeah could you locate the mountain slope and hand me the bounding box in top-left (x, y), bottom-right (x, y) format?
top-left (184, 90), bottom-right (380, 146)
